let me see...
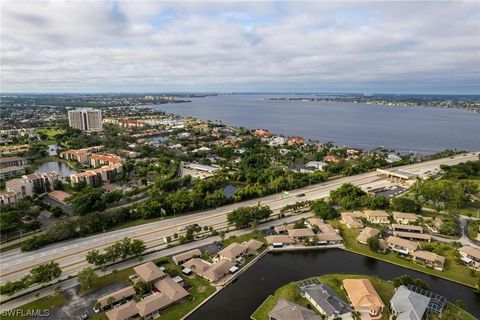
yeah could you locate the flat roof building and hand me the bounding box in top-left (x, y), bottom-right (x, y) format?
top-left (68, 109), bottom-right (103, 132)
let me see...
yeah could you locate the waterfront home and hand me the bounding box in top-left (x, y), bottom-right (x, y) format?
top-left (356, 227), bottom-right (380, 245)
top-left (342, 279), bottom-right (385, 319)
top-left (217, 243), bottom-right (247, 262)
top-left (392, 231), bottom-right (431, 242)
top-left (316, 232), bottom-right (343, 245)
top-left (97, 286), bottom-right (136, 310)
top-left (172, 249), bottom-right (202, 265)
top-left (265, 235), bottom-right (295, 248)
top-left (268, 298), bottom-right (321, 320)
top-left (202, 259), bottom-right (236, 282)
top-left (386, 236), bottom-right (419, 255)
top-left (302, 283), bottom-right (352, 319)
top-left (364, 210), bottom-right (390, 224)
top-left (105, 300), bottom-right (138, 320)
top-left (392, 212), bottom-right (418, 225)
top-left (287, 228), bottom-right (316, 242)
top-left (182, 258), bottom-right (211, 277)
top-left (274, 223), bottom-right (295, 234)
top-left (389, 285), bottom-right (430, 320)
top-left (60, 149), bottom-right (89, 164)
top-left (458, 246), bottom-right (480, 270)
top-left (392, 224), bottom-right (423, 234)
top-left (243, 239), bottom-right (264, 255)
top-left (307, 218), bottom-right (336, 234)
top-left (340, 212), bottom-right (363, 229)
top-left (132, 262), bottom-right (166, 283)
top-left (411, 251), bottom-right (445, 271)
top-left (90, 154), bottom-right (123, 167)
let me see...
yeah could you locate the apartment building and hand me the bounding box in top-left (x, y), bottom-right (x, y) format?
top-left (5, 171), bottom-right (59, 200)
top-left (68, 109), bottom-right (103, 132)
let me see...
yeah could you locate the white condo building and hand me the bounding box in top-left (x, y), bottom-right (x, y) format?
top-left (68, 109), bottom-right (103, 132)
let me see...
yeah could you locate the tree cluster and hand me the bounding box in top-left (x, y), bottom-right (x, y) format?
top-left (86, 238), bottom-right (146, 266)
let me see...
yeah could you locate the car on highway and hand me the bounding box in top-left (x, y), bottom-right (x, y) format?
top-left (296, 193), bottom-right (306, 197)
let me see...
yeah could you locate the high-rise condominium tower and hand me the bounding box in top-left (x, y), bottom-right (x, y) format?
top-left (68, 109), bottom-right (103, 132)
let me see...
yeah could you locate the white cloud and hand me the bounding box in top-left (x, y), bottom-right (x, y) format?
top-left (0, 0), bottom-right (479, 93)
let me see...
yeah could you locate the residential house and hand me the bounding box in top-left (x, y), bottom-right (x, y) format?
top-left (97, 286), bottom-right (135, 310)
top-left (386, 236), bottom-right (419, 255)
top-left (458, 246), bottom-right (480, 270)
top-left (182, 258), bottom-right (211, 277)
top-left (243, 239), bottom-right (264, 255)
top-left (287, 228), bottom-right (316, 242)
top-left (287, 136), bottom-right (305, 145)
top-left (133, 262), bottom-right (166, 283)
top-left (202, 259), bottom-right (236, 282)
top-left (389, 285), bottom-right (431, 320)
top-left (172, 249), bottom-right (202, 265)
top-left (265, 235), bottom-right (295, 248)
top-left (316, 232), bottom-right (343, 245)
top-left (342, 279), bottom-right (385, 319)
top-left (305, 161), bottom-right (328, 171)
top-left (302, 283), bottom-right (352, 320)
top-left (105, 300), bottom-right (138, 320)
top-left (217, 243), bottom-right (247, 262)
top-left (411, 251), bottom-right (445, 271)
top-left (324, 155), bottom-right (341, 164)
top-left (356, 227), bottom-right (380, 245)
top-left (341, 212), bottom-right (363, 229)
top-left (268, 298), bottom-right (321, 320)
top-left (392, 224), bottom-right (423, 234)
top-left (392, 231), bottom-right (431, 242)
top-left (392, 212), bottom-right (418, 225)
top-left (274, 223), bottom-right (294, 234)
top-left (364, 211), bottom-right (390, 224)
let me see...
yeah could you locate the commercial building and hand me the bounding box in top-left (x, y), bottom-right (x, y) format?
top-left (68, 109), bottom-right (103, 132)
top-left (342, 279), bottom-right (385, 319)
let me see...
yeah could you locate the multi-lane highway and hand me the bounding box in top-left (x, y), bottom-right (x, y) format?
top-left (0, 152), bottom-right (478, 284)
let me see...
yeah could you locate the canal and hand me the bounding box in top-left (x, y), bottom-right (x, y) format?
top-left (188, 249), bottom-right (480, 319)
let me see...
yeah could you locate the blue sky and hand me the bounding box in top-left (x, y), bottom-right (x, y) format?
top-left (1, 1), bottom-right (479, 94)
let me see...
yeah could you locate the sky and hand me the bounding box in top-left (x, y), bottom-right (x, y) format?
top-left (1, 0), bottom-right (479, 94)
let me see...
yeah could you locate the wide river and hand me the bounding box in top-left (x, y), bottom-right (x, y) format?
top-left (188, 250), bottom-right (480, 319)
top-left (152, 95), bottom-right (480, 154)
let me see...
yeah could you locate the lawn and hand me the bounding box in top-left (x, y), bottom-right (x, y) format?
top-left (3, 294), bottom-right (66, 320)
top-left (80, 266), bottom-right (134, 295)
top-left (35, 127), bottom-right (64, 142)
top-left (222, 230), bottom-right (266, 247)
top-left (251, 273), bottom-right (394, 320)
top-left (429, 303), bottom-right (477, 320)
top-left (332, 221), bottom-right (480, 287)
top-left (0, 241), bottom-right (23, 253)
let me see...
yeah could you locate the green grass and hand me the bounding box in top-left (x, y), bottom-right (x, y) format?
top-left (428, 303), bottom-right (477, 320)
top-left (0, 241), bottom-right (23, 253)
top-left (222, 230), bottom-right (266, 247)
top-left (332, 221), bottom-right (479, 287)
top-left (251, 274), bottom-right (394, 320)
top-left (80, 266), bottom-right (134, 295)
top-left (3, 294), bottom-right (66, 320)
top-left (35, 127), bottom-right (64, 142)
